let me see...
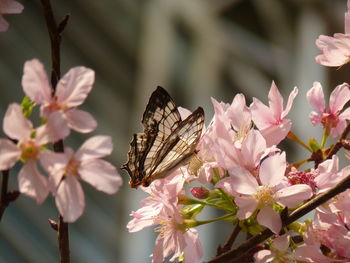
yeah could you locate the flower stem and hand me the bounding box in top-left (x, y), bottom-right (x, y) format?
top-left (194, 213), bottom-right (235, 227)
top-left (187, 198), bottom-right (232, 211)
top-left (40, 0), bottom-right (70, 262)
top-left (0, 170), bottom-right (9, 221)
top-left (287, 131), bottom-right (312, 152)
top-left (320, 130), bottom-right (328, 148)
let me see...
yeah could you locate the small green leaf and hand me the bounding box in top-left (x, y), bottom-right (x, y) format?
top-left (21, 96), bottom-right (36, 117)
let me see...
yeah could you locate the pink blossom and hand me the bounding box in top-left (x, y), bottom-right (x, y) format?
top-left (127, 170), bottom-right (186, 232)
top-left (254, 232), bottom-right (292, 263)
top-left (315, 1), bottom-right (350, 67)
top-left (40, 135), bottom-right (122, 222)
top-left (0, 0), bottom-right (23, 32)
top-left (151, 204), bottom-right (203, 263)
top-left (294, 211), bottom-right (350, 262)
top-left (216, 152), bottom-right (312, 233)
top-left (307, 82), bottom-right (350, 137)
top-left (21, 59), bottom-right (97, 141)
top-left (0, 103), bottom-right (49, 203)
top-left (250, 81), bottom-right (298, 146)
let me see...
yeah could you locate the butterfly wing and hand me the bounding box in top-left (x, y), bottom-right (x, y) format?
top-left (123, 86), bottom-right (204, 188)
top-left (141, 107), bottom-right (205, 186)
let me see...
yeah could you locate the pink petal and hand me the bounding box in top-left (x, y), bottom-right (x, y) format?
top-left (241, 130), bottom-right (266, 171)
top-left (250, 98), bottom-right (275, 130)
top-left (223, 168), bottom-right (259, 195)
top-left (275, 184), bottom-right (313, 208)
top-left (282, 86), bottom-right (298, 118)
top-left (18, 161), bottom-right (49, 204)
top-left (235, 195), bottom-right (258, 220)
top-left (79, 159), bottom-right (122, 194)
top-left (3, 103), bottom-right (32, 141)
top-left (254, 250), bottom-right (274, 263)
top-left (329, 83), bottom-right (350, 114)
top-left (345, 11), bottom-right (350, 35)
top-left (75, 135), bottom-right (113, 161)
top-left (330, 119), bottom-right (347, 137)
top-left (307, 82), bottom-right (325, 113)
top-left (0, 139), bottom-right (21, 170)
top-left (64, 109), bottom-right (97, 133)
top-left (56, 176), bottom-right (85, 223)
top-left (339, 107), bottom-right (350, 120)
top-left (178, 107), bottom-right (192, 120)
top-left (183, 229), bottom-right (203, 263)
top-left (257, 206), bottom-right (281, 234)
top-left (0, 0), bottom-right (24, 14)
top-left (40, 150), bottom-right (68, 192)
top-left (37, 111), bottom-right (70, 143)
top-left (268, 81), bottom-right (283, 119)
top-left (21, 59), bottom-right (52, 105)
top-left (273, 233), bottom-right (290, 251)
top-left (259, 152), bottom-right (286, 186)
top-left (56, 67), bottom-right (94, 107)
top-left (260, 119), bottom-right (292, 147)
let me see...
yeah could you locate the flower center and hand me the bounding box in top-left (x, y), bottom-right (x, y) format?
top-left (20, 140), bottom-right (40, 161)
top-left (321, 112), bottom-right (339, 133)
top-left (254, 186), bottom-right (274, 206)
top-left (65, 158), bottom-right (80, 177)
top-left (47, 98), bottom-right (67, 113)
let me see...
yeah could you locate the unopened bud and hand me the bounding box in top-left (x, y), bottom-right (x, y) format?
top-left (190, 187), bottom-right (209, 199)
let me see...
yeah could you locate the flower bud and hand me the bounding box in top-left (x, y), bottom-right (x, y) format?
top-left (190, 187), bottom-right (210, 199)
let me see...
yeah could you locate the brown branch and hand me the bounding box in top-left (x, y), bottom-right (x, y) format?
top-left (326, 121), bottom-right (350, 160)
top-left (0, 170), bottom-right (20, 221)
top-left (217, 224), bottom-right (241, 256)
top-left (207, 173), bottom-right (350, 263)
top-left (40, 0), bottom-right (70, 262)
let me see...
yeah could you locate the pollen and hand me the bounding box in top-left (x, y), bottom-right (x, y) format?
top-left (20, 140), bottom-right (40, 160)
top-left (65, 158), bottom-right (80, 177)
top-left (254, 186), bottom-right (274, 206)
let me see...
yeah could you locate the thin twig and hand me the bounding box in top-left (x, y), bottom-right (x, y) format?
top-left (40, 0), bottom-right (70, 262)
top-left (206, 172), bottom-right (350, 263)
top-left (0, 170), bottom-right (9, 221)
top-left (216, 224), bottom-right (241, 256)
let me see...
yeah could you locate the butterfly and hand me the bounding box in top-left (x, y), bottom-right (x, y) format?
top-left (122, 86), bottom-right (205, 188)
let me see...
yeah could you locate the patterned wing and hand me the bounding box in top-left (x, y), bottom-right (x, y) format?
top-left (123, 86), bottom-right (205, 188)
top-left (141, 107), bottom-right (205, 186)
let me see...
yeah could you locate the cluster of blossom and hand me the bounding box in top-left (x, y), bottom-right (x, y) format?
top-left (0, 59), bottom-right (123, 222)
top-left (127, 1), bottom-right (350, 263)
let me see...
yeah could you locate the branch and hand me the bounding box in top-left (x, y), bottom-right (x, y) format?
top-left (207, 173), bottom-right (350, 263)
top-left (326, 121), bottom-right (350, 159)
top-left (216, 224), bottom-right (241, 256)
top-left (0, 170), bottom-right (20, 221)
top-left (40, 0), bottom-right (70, 262)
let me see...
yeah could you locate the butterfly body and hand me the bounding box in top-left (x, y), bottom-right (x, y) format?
top-left (122, 86), bottom-right (204, 188)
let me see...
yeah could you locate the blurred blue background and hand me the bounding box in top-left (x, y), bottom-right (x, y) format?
top-left (1, 0), bottom-right (350, 262)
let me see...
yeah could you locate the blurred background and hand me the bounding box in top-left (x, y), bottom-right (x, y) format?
top-left (1, 0), bottom-right (350, 262)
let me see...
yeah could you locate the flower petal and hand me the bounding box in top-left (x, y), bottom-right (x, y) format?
top-left (282, 86), bottom-right (298, 118)
top-left (0, 139), bottom-right (21, 170)
top-left (22, 59), bottom-right (52, 105)
top-left (40, 150), bottom-right (68, 192)
top-left (79, 159), bottom-right (122, 194)
top-left (3, 103), bottom-right (32, 141)
top-left (55, 176), bottom-right (85, 223)
top-left (257, 206), bottom-right (281, 234)
top-left (1, 0), bottom-right (24, 14)
top-left (250, 98), bottom-right (275, 130)
top-left (36, 111), bottom-right (70, 143)
top-left (64, 109), bottom-right (97, 133)
top-left (75, 135), bottom-right (113, 161)
top-left (259, 152), bottom-right (286, 186)
top-left (307, 82), bottom-right (325, 113)
top-left (235, 195), bottom-right (258, 220)
top-left (220, 168), bottom-right (259, 195)
top-left (268, 81), bottom-right (283, 119)
top-left (18, 161), bottom-right (49, 204)
top-left (275, 184), bottom-right (313, 208)
top-left (56, 67), bottom-right (94, 107)
top-left (329, 83), bottom-right (350, 114)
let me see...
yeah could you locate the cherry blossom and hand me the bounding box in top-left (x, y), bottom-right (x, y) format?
top-left (250, 81), bottom-right (298, 147)
top-left (0, 0), bottom-right (23, 32)
top-left (0, 103), bottom-right (50, 203)
top-left (21, 59), bottom-right (97, 141)
top-left (40, 135), bottom-right (122, 222)
top-left (216, 152), bottom-right (312, 233)
top-left (151, 204), bottom-right (203, 263)
top-left (307, 82), bottom-right (350, 137)
top-left (127, 170), bottom-right (186, 232)
top-left (315, 1), bottom-right (350, 67)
